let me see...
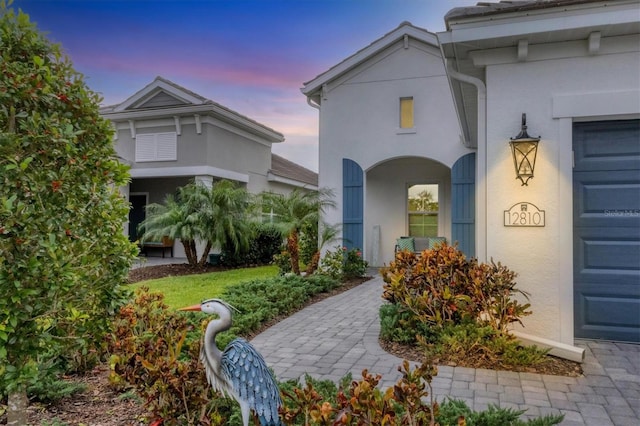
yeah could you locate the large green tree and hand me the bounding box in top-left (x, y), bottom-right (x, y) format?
top-left (261, 188), bottom-right (335, 275)
top-left (0, 3), bottom-right (137, 423)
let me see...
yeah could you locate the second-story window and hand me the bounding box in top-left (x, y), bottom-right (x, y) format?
top-left (400, 97), bottom-right (414, 129)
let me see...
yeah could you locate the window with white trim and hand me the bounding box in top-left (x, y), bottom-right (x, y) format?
top-left (135, 132), bottom-right (177, 162)
top-left (408, 184), bottom-right (438, 237)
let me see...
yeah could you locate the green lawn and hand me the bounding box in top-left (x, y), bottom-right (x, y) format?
top-left (130, 265), bottom-right (279, 308)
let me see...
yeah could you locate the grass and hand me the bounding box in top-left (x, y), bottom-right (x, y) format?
top-left (130, 265), bottom-right (278, 308)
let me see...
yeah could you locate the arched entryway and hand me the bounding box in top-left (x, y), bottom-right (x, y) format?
top-left (365, 157), bottom-right (451, 266)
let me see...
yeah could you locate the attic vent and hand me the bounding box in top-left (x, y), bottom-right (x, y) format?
top-left (135, 91), bottom-right (188, 109)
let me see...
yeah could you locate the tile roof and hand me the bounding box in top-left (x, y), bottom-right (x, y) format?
top-left (270, 154), bottom-right (318, 187)
top-left (445, 0), bottom-right (606, 22)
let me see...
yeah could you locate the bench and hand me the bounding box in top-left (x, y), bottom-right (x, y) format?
top-left (395, 236), bottom-right (446, 254)
top-left (141, 236), bottom-right (174, 258)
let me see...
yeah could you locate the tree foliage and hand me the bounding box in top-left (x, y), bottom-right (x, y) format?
top-left (0, 2), bottom-right (136, 421)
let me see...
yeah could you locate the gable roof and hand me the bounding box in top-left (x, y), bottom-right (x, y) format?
top-left (109, 76), bottom-right (209, 111)
top-left (101, 76), bottom-right (284, 143)
top-left (269, 154), bottom-right (318, 189)
top-left (301, 22), bottom-right (439, 100)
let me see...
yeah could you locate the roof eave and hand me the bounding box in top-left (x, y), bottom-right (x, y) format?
top-left (443, 0), bottom-right (640, 40)
top-left (267, 172), bottom-right (319, 190)
top-left (444, 0), bottom-right (609, 27)
top-left (102, 104), bottom-right (284, 143)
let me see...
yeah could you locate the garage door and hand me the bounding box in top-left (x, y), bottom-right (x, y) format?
top-left (573, 120), bottom-right (640, 342)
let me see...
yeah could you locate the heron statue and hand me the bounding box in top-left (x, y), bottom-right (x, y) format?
top-left (180, 298), bottom-right (282, 426)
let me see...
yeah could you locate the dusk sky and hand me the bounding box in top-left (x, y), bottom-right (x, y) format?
top-left (18, 0), bottom-right (478, 171)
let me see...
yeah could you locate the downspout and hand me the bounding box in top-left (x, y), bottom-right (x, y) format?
top-left (445, 68), bottom-right (488, 263)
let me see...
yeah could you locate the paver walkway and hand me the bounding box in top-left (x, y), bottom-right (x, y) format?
top-left (251, 274), bottom-right (640, 426)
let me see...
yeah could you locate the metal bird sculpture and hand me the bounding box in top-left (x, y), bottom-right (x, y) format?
top-left (180, 299), bottom-right (282, 426)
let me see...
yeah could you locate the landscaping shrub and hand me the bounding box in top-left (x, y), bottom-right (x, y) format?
top-left (318, 245), bottom-right (368, 280)
top-left (0, 4), bottom-right (136, 423)
top-left (108, 289), bottom-right (221, 425)
top-left (220, 222), bottom-right (283, 267)
top-left (109, 278), bottom-right (559, 425)
top-left (108, 274), bottom-right (341, 424)
top-left (280, 361), bottom-right (563, 425)
top-left (437, 398), bottom-right (563, 426)
top-left (419, 322), bottom-right (549, 369)
top-left (25, 378), bottom-right (87, 404)
top-left (273, 250), bottom-right (293, 275)
top-left (299, 220), bottom-right (318, 267)
top-left (379, 303), bottom-right (436, 345)
top-left (379, 244), bottom-right (544, 369)
top-left (381, 243), bottom-right (531, 332)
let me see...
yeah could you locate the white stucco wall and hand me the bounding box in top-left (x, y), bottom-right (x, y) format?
top-left (478, 38), bottom-right (640, 343)
top-left (317, 36), bottom-right (472, 264)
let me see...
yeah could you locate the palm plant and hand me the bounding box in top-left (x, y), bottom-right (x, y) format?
top-left (305, 222), bottom-right (341, 275)
top-left (141, 187), bottom-right (200, 266)
top-left (190, 180), bottom-right (254, 266)
top-left (261, 188), bottom-right (336, 275)
top-left (141, 180), bottom-right (253, 267)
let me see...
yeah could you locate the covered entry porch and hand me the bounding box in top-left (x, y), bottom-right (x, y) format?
top-left (342, 153), bottom-right (475, 267)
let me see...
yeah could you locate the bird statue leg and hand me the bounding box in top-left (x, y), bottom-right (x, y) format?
top-left (239, 399), bottom-right (250, 426)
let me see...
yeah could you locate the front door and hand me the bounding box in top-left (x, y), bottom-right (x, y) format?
top-left (128, 194), bottom-right (147, 242)
top-left (573, 119), bottom-right (640, 342)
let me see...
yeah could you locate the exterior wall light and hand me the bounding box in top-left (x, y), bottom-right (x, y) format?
top-left (510, 113), bottom-right (540, 186)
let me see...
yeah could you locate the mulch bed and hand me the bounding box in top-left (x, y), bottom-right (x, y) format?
top-left (379, 339), bottom-right (583, 377)
top-left (128, 262), bottom-right (227, 283)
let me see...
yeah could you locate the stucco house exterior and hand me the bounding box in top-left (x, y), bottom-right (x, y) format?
top-left (303, 0), bottom-right (639, 349)
top-left (302, 22), bottom-right (476, 266)
top-left (101, 77), bottom-right (317, 257)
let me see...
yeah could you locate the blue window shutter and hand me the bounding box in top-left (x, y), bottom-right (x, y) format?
top-left (451, 153), bottom-right (476, 257)
top-left (343, 158), bottom-right (363, 250)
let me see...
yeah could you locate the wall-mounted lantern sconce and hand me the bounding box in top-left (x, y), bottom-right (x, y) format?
top-left (509, 113), bottom-right (540, 186)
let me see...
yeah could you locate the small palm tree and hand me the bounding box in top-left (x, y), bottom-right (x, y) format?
top-left (305, 222), bottom-right (341, 275)
top-left (190, 180), bottom-right (254, 266)
top-left (141, 187), bottom-right (201, 266)
top-left (141, 181), bottom-right (253, 267)
top-left (261, 188), bottom-right (335, 275)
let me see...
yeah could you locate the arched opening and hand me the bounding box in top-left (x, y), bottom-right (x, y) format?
top-left (365, 157), bottom-right (451, 266)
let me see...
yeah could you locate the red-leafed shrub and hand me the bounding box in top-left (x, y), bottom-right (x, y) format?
top-left (381, 243), bottom-right (531, 333)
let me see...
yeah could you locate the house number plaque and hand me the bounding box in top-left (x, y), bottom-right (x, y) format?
top-left (504, 202), bottom-right (545, 227)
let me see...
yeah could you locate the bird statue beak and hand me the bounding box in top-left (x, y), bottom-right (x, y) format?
top-left (178, 304), bottom-right (202, 312)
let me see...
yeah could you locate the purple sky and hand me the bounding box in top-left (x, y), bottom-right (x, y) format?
top-left (19, 0), bottom-right (478, 171)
